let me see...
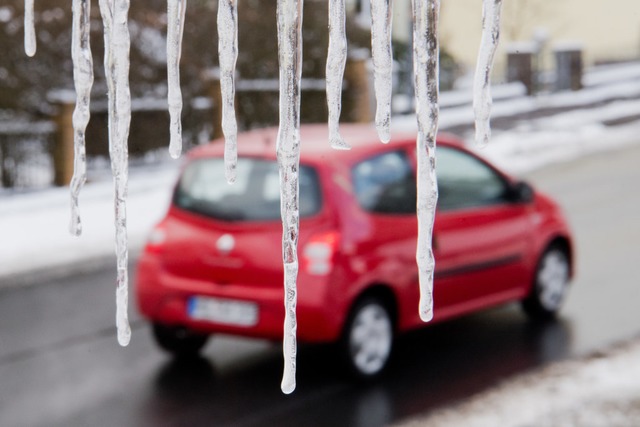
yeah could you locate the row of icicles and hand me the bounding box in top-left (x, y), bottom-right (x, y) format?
top-left (22, 0), bottom-right (502, 394)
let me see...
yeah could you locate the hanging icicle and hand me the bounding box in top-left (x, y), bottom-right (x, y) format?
top-left (217, 0), bottom-right (239, 183)
top-left (69, 0), bottom-right (94, 237)
top-left (326, 0), bottom-right (349, 150)
top-left (473, 0), bottom-right (502, 147)
top-left (167, 0), bottom-right (187, 159)
top-left (276, 0), bottom-right (304, 395)
top-left (370, 0), bottom-right (393, 143)
top-left (412, 0), bottom-right (440, 322)
top-left (99, 0), bottom-right (132, 347)
top-left (17, 0), bottom-right (509, 394)
top-left (24, 0), bottom-right (36, 56)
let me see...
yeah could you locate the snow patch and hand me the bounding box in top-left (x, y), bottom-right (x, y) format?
top-left (394, 339), bottom-right (640, 427)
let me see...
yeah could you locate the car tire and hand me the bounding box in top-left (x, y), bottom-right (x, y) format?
top-left (152, 323), bottom-right (209, 357)
top-left (522, 245), bottom-right (571, 321)
top-left (341, 296), bottom-right (394, 380)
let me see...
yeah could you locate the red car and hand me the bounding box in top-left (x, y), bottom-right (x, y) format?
top-left (136, 124), bottom-right (573, 378)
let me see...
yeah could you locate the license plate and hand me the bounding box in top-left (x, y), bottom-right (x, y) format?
top-left (188, 296), bottom-right (258, 327)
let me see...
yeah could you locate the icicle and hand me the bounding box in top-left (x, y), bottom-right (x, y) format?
top-left (370, 0), bottom-right (393, 143)
top-left (326, 0), bottom-right (349, 150)
top-left (473, 0), bottom-right (502, 147)
top-left (167, 0), bottom-right (187, 159)
top-left (276, 0), bottom-right (303, 395)
top-left (69, 0), bottom-right (94, 237)
top-left (217, 0), bottom-right (239, 183)
top-left (412, 0), bottom-right (440, 322)
top-left (24, 0), bottom-right (36, 56)
top-left (99, 0), bottom-right (132, 346)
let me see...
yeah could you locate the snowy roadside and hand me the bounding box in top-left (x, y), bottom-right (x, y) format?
top-left (0, 161), bottom-right (181, 283)
top-left (393, 336), bottom-right (640, 427)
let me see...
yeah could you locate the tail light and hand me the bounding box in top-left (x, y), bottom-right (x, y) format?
top-left (144, 226), bottom-right (166, 254)
top-left (302, 231), bottom-right (340, 276)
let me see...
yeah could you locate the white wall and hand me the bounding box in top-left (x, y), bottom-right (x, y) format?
top-left (439, 0), bottom-right (640, 76)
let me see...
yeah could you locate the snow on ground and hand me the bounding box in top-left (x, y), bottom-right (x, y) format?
top-left (480, 119), bottom-right (640, 175)
top-left (394, 338), bottom-right (640, 427)
top-left (0, 161), bottom-right (181, 280)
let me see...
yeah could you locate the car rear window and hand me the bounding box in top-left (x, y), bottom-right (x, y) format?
top-left (173, 157), bottom-right (322, 221)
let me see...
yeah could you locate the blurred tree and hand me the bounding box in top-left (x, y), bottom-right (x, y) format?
top-left (393, 40), bottom-right (460, 94)
top-left (0, 0), bottom-right (369, 120)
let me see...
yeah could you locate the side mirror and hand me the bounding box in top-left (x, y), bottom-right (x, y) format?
top-left (507, 180), bottom-right (534, 204)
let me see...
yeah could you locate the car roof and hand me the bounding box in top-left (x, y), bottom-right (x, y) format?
top-left (188, 123), bottom-right (464, 165)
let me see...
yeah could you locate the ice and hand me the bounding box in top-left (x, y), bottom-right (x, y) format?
top-left (370, 0), bottom-right (393, 143)
top-left (116, 268), bottom-right (131, 345)
top-left (99, 0), bottom-right (132, 347)
top-left (412, 0), bottom-right (440, 322)
top-left (326, 0), bottom-right (350, 150)
top-left (276, 0), bottom-right (303, 395)
top-left (69, 0), bottom-right (94, 237)
top-left (167, 0), bottom-right (186, 159)
top-left (24, 0), bottom-right (36, 56)
top-left (473, 0), bottom-right (502, 147)
top-left (217, 0), bottom-right (239, 183)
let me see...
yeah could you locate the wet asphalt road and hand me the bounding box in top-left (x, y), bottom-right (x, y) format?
top-left (1, 143), bottom-right (639, 427)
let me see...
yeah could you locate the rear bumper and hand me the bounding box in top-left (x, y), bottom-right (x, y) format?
top-left (136, 255), bottom-right (344, 343)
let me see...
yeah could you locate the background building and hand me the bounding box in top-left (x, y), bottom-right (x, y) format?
top-left (440, 0), bottom-right (640, 78)
top-left (351, 0), bottom-right (639, 81)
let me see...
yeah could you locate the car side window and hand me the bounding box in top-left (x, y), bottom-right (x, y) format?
top-left (352, 150), bottom-right (416, 214)
top-left (437, 146), bottom-right (508, 211)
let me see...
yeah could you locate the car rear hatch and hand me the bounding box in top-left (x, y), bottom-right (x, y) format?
top-left (157, 156), bottom-right (329, 288)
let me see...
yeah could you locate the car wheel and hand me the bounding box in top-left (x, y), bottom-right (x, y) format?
top-left (522, 246), bottom-right (570, 320)
top-left (341, 297), bottom-right (394, 379)
top-left (152, 323), bottom-right (209, 357)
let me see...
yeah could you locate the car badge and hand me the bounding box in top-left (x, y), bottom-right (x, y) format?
top-left (216, 234), bottom-right (235, 255)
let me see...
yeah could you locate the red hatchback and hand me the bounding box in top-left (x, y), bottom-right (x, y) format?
top-left (136, 124), bottom-right (573, 378)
